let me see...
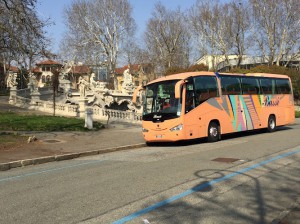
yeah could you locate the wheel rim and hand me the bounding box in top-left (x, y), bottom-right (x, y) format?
top-left (269, 119), bottom-right (275, 129)
top-left (210, 126), bottom-right (218, 137)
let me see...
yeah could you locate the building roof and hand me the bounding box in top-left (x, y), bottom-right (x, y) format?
top-left (36, 59), bottom-right (62, 66)
top-left (30, 67), bottom-right (42, 73)
top-left (115, 64), bottom-right (142, 75)
top-left (7, 65), bottom-right (19, 72)
top-left (0, 64), bottom-right (19, 72)
top-left (70, 65), bottom-right (91, 74)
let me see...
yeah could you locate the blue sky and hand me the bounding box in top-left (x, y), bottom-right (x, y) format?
top-left (36, 0), bottom-right (196, 53)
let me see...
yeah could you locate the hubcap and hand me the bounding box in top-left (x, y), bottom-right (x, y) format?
top-left (269, 119), bottom-right (275, 129)
top-left (210, 127), bottom-right (218, 137)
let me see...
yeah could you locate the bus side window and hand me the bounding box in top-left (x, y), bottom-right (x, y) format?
top-left (241, 77), bottom-right (260, 95)
top-left (220, 76), bottom-right (241, 95)
top-left (276, 79), bottom-right (291, 94)
top-left (194, 76), bottom-right (218, 105)
top-left (260, 78), bottom-right (272, 94)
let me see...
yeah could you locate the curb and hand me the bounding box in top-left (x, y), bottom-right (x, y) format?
top-left (0, 143), bottom-right (146, 171)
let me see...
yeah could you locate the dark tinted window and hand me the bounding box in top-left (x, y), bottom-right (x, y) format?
top-left (260, 78), bottom-right (277, 94)
top-left (194, 76), bottom-right (218, 106)
top-left (220, 76), bottom-right (241, 95)
top-left (241, 77), bottom-right (260, 95)
top-left (276, 79), bottom-right (291, 94)
top-left (260, 78), bottom-right (272, 94)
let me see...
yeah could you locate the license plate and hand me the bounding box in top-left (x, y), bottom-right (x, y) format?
top-left (156, 135), bottom-right (163, 139)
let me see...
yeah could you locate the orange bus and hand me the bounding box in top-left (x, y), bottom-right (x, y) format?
top-left (134, 72), bottom-right (295, 143)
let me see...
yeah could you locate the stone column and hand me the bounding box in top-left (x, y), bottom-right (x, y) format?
top-left (85, 107), bottom-right (93, 129)
top-left (78, 98), bottom-right (88, 118)
top-left (30, 91), bottom-right (41, 109)
top-left (9, 86), bottom-right (17, 105)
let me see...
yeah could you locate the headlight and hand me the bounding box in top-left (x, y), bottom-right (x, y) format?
top-left (142, 128), bottom-right (149, 132)
top-left (170, 124), bottom-right (183, 132)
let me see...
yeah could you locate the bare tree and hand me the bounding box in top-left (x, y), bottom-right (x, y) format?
top-left (189, 0), bottom-right (220, 70)
top-left (144, 3), bottom-right (191, 75)
top-left (0, 0), bottom-right (51, 91)
top-left (213, 3), bottom-right (234, 68)
top-left (0, 0), bottom-right (50, 68)
top-left (189, 0), bottom-right (252, 70)
top-left (62, 0), bottom-right (135, 89)
top-left (228, 1), bottom-right (251, 66)
top-left (250, 0), bottom-right (300, 65)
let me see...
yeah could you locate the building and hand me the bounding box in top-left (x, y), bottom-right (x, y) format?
top-left (32, 60), bottom-right (92, 90)
top-left (196, 54), bottom-right (300, 72)
top-left (33, 59), bottom-right (62, 87)
top-left (68, 64), bottom-right (91, 89)
top-left (215, 56), bottom-right (269, 72)
top-left (195, 55), bottom-right (243, 71)
top-left (279, 54), bottom-right (300, 69)
top-left (89, 63), bottom-right (108, 81)
top-left (115, 64), bottom-right (154, 91)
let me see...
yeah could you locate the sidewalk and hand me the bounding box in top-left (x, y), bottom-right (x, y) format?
top-left (0, 96), bottom-right (145, 170)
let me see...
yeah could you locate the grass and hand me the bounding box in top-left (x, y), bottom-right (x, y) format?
top-left (0, 112), bottom-right (104, 131)
top-left (296, 110), bottom-right (300, 118)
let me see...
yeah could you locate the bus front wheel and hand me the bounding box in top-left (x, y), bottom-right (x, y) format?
top-left (267, 115), bottom-right (276, 132)
top-left (207, 122), bottom-right (220, 142)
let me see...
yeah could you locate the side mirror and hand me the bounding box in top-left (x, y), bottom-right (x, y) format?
top-left (175, 80), bottom-right (185, 99)
top-left (132, 85), bottom-right (145, 103)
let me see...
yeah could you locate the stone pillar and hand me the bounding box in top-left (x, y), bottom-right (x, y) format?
top-left (30, 91), bottom-right (41, 109)
top-left (78, 98), bottom-right (88, 118)
top-left (9, 86), bottom-right (17, 105)
top-left (85, 107), bottom-right (93, 129)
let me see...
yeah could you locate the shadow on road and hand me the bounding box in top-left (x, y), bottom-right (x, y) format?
top-left (138, 161), bottom-right (299, 223)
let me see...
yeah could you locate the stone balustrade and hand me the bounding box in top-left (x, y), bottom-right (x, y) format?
top-left (13, 94), bottom-right (142, 124)
top-left (93, 107), bottom-right (142, 123)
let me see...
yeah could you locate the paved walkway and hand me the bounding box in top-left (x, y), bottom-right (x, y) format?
top-left (0, 96), bottom-right (145, 169)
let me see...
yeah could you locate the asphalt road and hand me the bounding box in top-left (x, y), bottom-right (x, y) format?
top-left (1, 122), bottom-right (300, 224)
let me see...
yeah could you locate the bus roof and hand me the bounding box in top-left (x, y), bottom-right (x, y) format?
top-left (147, 71), bottom-right (216, 85)
top-left (147, 71), bottom-right (290, 85)
top-left (245, 73), bottom-right (289, 79)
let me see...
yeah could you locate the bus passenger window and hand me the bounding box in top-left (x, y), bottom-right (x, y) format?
top-left (194, 76), bottom-right (218, 105)
top-left (241, 77), bottom-right (260, 95)
top-left (276, 79), bottom-right (291, 94)
top-left (220, 76), bottom-right (241, 95)
top-left (260, 78), bottom-right (272, 94)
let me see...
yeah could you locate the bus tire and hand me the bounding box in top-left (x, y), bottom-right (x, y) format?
top-left (207, 122), bottom-right (220, 142)
top-left (267, 115), bottom-right (276, 132)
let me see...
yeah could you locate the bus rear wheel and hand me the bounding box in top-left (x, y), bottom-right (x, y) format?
top-left (267, 115), bottom-right (276, 132)
top-left (207, 122), bottom-right (220, 142)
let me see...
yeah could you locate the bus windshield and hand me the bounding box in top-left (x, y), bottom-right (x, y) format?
top-left (143, 80), bottom-right (182, 121)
